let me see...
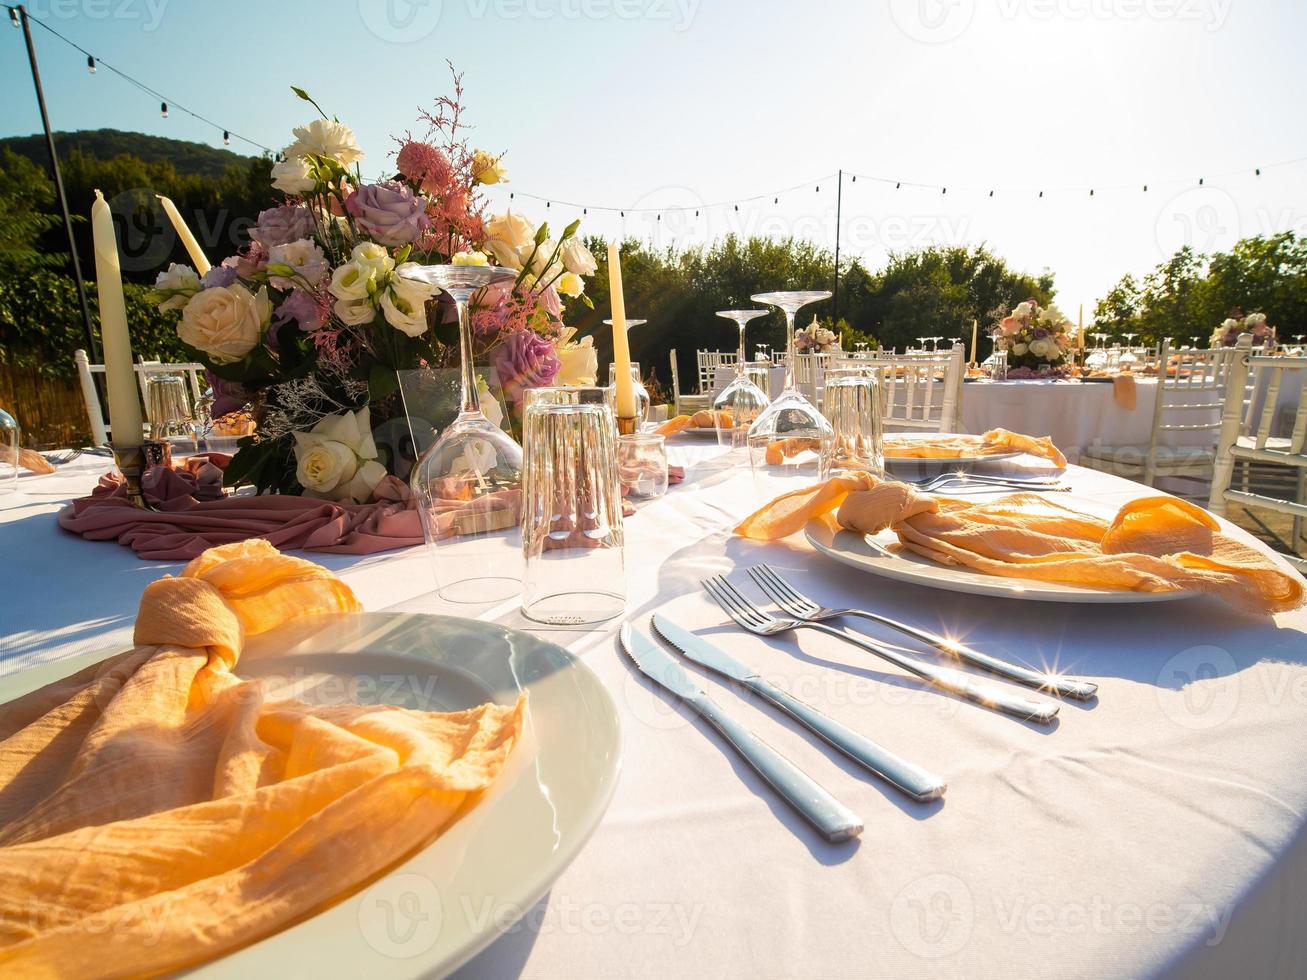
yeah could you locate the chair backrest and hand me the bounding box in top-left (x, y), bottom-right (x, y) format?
top-left (1209, 348), bottom-right (1307, 564)
top-left (695, 350), bottom-right (726, 395)
top-left (73, 350), bottom-right (206, 446)
top-left (870, 344), bottom-right (964, 432)
top-left (669, 348), bottom-right (682, 415)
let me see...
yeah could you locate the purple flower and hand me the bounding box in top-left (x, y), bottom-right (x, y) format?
top-left (202, 265), bottom-right (238, 288)
top-left (205, 370), bottom-right (248, 418)
top-left (221, 242), bottom-right (268, 279)
top-left (491, 329), bottom-right (561, 406)
top-left (345, 181), bottom-right (430, 247)
top-left (250, 205), bottom-right (316, 248)
top-left (274, 289), bottom-right (326, 333)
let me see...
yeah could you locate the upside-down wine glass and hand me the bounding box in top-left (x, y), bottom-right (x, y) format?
top-left (711, 309), bottom-right (771, 448)
top-left (408, 263), bottom-right (522, 603)
top-left (747, 290), bottom-right (834, 478)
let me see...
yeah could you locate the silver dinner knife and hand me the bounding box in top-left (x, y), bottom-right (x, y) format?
top-left (652, 615), bottom-right (946, 803)
top-left (619, 624), bottom-right (863, 843)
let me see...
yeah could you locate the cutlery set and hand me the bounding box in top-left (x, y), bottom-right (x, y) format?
top-left (621, 565), bottom-right (1097, 843)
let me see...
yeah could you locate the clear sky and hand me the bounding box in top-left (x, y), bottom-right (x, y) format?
top-left (2, 0), bottom-right (1305, 321)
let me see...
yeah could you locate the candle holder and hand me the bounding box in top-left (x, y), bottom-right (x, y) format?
top-left (112, 440), bottom-right (168, 510)
top-left (616, 415), bottom-right (639, 436)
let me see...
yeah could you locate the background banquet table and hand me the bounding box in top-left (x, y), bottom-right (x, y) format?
top-left (3, 449), bottom-right (1307, 979)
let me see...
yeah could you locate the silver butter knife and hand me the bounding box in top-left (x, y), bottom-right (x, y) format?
top-left (619, 624), bottom-right (863, 843)
top-left (652, 615), bottom-right (945, 802)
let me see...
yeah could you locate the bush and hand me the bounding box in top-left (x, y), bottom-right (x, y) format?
top-left (0, 266), bottom-right (187, 379)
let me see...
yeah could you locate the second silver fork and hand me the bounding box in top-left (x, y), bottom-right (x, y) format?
top-left (703, 574), bottom-right (1059, 725)
top-left (747, 564), bottom-right (1098, 701)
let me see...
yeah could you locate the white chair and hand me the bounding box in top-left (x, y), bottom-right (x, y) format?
top-left (74, 349), bottom-right (206, 446)
top-left (669, 349), bottom-right (711, 416)
top-left (1210, 349), bottom-right (1307, 568)
top-left (695, 350), bottom-right (728, 396)
top-left (870, 343), bottom-right (965, 432)
top-left (1081, 338), bottom-right (1249, 495)
top-left (793, 353), bottom-right (835, 405)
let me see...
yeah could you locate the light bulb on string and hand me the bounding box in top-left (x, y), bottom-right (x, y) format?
top-left (9, 8), bottom-right (19, 27)
top-left (1199, 177), bottom-right (1204, 186)
top-left (988, 190), bottom-right (994, 197)
top-left (223, 130), bottom-right (230, 145)
top-left (1039, 191), bottom-right (1044, 198)
top-left (160, 102), bottom-right (169, 118)
top-left (1255, 168), bottom-right (1261, 176)
top-left (895, 182), bottom-right (900, 189)
top-left (1089, 189), bottom-right (1095, 197)
top-left (87, 55), bottom-right (96, 74)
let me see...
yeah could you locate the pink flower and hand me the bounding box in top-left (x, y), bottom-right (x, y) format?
top-left (396, 141), bottom-right (453, 194)
top-left (491, 328), bottom-right (560, 406)
top-left (1000, 316), bottom-right (1022, 335)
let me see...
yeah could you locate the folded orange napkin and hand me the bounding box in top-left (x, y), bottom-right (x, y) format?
top-left (735, 473), bottom-right (1303, 613)
top-left (1113, 374), bottom-right (1138, 410)
top-left (0, 540), bottom-right (524, 976)
top-left (0, 445), bottom-right (55, 475)
top-left (883, 428), bottom-right (1067, 468)
top-left (656, 410), bottom-right (730, 436)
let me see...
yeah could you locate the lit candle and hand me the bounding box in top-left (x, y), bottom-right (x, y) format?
top-left (1078, 304), bottom-right (1085, 350)
top-left (970, 318), bottom-right (978, 365)
top-left (92, 190), bottom-right (143, 448)
top-left (607, 241), bottom-right (637, 419)
top-left (157, 195), bottom-right (211, 275)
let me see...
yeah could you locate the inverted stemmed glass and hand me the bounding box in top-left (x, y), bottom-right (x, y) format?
top-left (408, 263), bottom-right (522, 603)
top-left (747, 291), bottom-right (834, 477)
top-left (711, 309), bottom-right (771, 448)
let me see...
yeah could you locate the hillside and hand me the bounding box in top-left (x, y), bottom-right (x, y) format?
top-left (0, 129), bottom-right (261, 178)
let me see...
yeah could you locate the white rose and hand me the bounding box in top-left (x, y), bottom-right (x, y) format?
top-left (350, 241), bottom-right (394, 276)
top-left (485, 238), bottom-right (525, 270)
top-left (560, 238), bottom-right (597, 276)
top-left (1013, 342), bottom-right (1029, 356)
top-left (1028, 339), bottom-right (1050, 358)
top-left (329, 261), bottom-right (373, 302)
top-left (485, 210), bottom-right (535, 251)
top-left (557, 271), bottom-right (584, 298)
top-left (178, 284), bottom-right (271, 364)
top-left (471, 149), bottom-right (507, 185)
top-left (381, 264), bottom-right (439, 337)
top-left (1014, 302), bottom-right (1033, 318)
top-left (292, 407), bottom-right (386, 503)
top-left (152, 262), bottom-right (200, 312)
top-left (267, 238), bottom-right (328, 288)
top-left (556, 336), bottom-right (598, 386)
top-left (286, 119), bottom-right (364, 168)
top-left (476, 377), bottom-right (504, 426)
top-left (333, 296), bottom-right (377, 326)
top-left (271, 155), bottom-right (317, 194)
top-left (453, 250), bottom-right (489, 266)
top-left (1222, 318), bottom-right (1239, 331)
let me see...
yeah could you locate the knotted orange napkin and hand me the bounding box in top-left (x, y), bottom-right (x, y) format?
top-left (0, 539), bottom-right (524, 977)
top-left (883, 428), bottom-right (1067, 467)
top-left (735, 473), bottom-right (1303, 613)
top-left (656, 410), bottom-right (730, 436)
top-left (1113, 374), bottom-right (1138, 410)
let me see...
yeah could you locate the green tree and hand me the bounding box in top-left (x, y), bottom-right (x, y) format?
top-left (0, 149), bottom-right (65, 268)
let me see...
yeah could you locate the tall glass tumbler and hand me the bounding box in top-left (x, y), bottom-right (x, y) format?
top-left (521, 393), bottom-right (626, 625)
top-left (820, 368), bottom-right (884, 480)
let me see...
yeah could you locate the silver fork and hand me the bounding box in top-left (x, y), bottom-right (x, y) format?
top-left (703, 575), bottom-right (1059, 725)
top-left (42, 449), bottom-right (85, 466)
top-left (906, 472), bottom-right (1066, 492)
top-left (748, 564), bottom-right (1098, 700)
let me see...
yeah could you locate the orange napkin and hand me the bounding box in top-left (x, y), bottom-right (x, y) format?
top-left (656, 414), bottom-right (693, 436)
top-left (1113, 374), bottom-right (1138, 410)
top-left (0, 540), bottom-right (525, 976)
top-left (0, 445), bottom-right (55, 475)
top-left (883, 428), bottom-right (1067, 468)
top-left (735, 473), bottom-right (1303, 613)
top-left (656, 410), bottom-right (730, 436)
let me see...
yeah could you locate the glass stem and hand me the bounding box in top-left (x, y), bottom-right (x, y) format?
top-left (783, 310), bottom-right (797, 392)
top-left (456, 296), bottom-right (480, 417)
top-left (736, 323), bottom-right (747, 378)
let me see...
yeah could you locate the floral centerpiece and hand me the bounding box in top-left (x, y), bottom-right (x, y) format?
top-left (1210, 309), bottom-right (1275, 348)
top-left (794, 316), bottom-right (839, 354)
top-left (992, 299), bottom-right (1074, 378)
top-left (149, 71), bottom-right (597, 502)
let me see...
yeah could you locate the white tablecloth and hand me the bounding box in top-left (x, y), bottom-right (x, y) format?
top-left (3, 450), bottom-right (1307, 979)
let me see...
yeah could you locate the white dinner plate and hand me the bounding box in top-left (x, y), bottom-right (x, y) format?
top-left (804, 519), bottom-right (1198, 604)
top-left (884, 449), bottom-right (1021, 467)
top-left (0, 612), bottom-right (621, 978)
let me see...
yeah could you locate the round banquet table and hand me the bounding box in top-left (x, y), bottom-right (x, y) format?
top-left (3, 447), bottom-right (1307, 979)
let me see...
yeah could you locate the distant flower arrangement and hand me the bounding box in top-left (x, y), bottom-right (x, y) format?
top-left (148, 68), bottom-right (596, 499)
top-left (1210, 309), bottom-right (1275, 348)
top-left (794, 317), bottom-right (839, 354)
top-left (992, 299), bottom-right (1073, 377)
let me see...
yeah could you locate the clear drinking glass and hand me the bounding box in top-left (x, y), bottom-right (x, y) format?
top-left (606, 361), bottom-right (651, 425)
top-left (987, 349), bottom-right (1009, 381)
top-left (743, 360), bottom-right (772, 397)
top-left (820, 369), bottom-right (883, 480)
top-left (0, 408), bottom-right (18, 493)
top-left (521, 393), bottom-right (626, 625)
top-left (618, 432), bottom-right (668, 499)
top-left (144, 374), bottom-right (195, 449)
top-left (746, 291), bottom-right (835, 479)
top-left (408, 263), bottom-right (521, 603)
top-left (711, 309), bottom-right (771, 449)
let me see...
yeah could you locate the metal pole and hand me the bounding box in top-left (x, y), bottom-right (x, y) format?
top-left (832, 169), bottom-right (842, 327)
top-left (18, 4), bottom-right (99, 361)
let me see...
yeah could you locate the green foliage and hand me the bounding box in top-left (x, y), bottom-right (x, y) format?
top-left (1093, 234), bottom-right (1307, 345)
top-left (0, 149), bottom-right (65, 268)
top-left (0, 129), bottom-right (257, 180)
top-left (0, 267), bottom-right (186, 378)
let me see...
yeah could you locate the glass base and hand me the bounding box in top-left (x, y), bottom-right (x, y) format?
top-left (522, 590), bottom-right (626, 626)
top-left (438, 574), bottom-right (522, 604)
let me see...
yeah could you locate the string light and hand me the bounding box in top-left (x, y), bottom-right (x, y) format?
top-left (160, 101), bottom-right (168, 118)
top-left (222, 130), bottom-right (230, 145)
top-left (86, 55), bottom-right (95, 73)
top-left (8, 7), bottom-right (18, 26)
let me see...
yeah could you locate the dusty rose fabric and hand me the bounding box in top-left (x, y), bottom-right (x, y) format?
top-left (58, 456), bottom-right (423, 561)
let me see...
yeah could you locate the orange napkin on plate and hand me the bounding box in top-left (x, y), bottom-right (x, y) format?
top-left (0, 540), bottom-right (525, 976)
top-left (1113, 374), bottom-right (1138, 410)
top-left (0, 445), bottom-right (55, 475)
top-left (883, 428), bottom-right (1067, 468)
top-left (735, 473), bottom-right (1303, 613)
top-left (656, 411), bottom-right (730, 436)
